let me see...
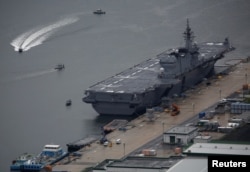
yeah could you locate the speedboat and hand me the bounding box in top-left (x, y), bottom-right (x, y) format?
top-left (93, 9), bottom-right (106, 14)
top-left (55, 64), bottom-right (65, 70)
top-left (66, 99), bottom-right (72, 106)
top-left (18, 48), bottom-right (23, 53)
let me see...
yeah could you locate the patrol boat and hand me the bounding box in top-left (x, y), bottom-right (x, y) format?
top-left (83, 20), bottom-right (234, 116)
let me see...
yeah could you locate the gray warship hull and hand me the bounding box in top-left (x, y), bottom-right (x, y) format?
top-left (83, 20), bottom-right (234, 116)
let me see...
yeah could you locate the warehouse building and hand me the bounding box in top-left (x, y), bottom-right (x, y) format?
top-left (92, 156), bottom-right (183, 172)
top-left (163, 126), bottom-right (198, 145)
top-left (183, 143), bottom-right (250, 156)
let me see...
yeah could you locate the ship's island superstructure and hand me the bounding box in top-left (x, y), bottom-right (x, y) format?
top-left (83, 20), bottom-right (234, 116)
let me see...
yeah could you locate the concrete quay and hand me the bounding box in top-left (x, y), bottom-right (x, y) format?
top-left (54, 61), bottom-right (250, 172)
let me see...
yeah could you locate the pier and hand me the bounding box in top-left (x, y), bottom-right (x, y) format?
top-left (54, 59), bottom-right (250, 172)
top-left (102, 119), bottom-right (128, 134)
top-left (67, 135), bottom-right (100, 152)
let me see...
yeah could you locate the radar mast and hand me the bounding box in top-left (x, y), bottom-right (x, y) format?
top-left (183, 19), bottom-right (195, 51)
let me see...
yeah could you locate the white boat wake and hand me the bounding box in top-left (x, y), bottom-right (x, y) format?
top-left (14, 69), bottom-right (57, 81)
top-left (0, 69), bottom-right (58, 84)
top-left (11, 16), bottom-right (79, 52)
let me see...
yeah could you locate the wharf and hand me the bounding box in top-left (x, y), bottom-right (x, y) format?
top-left (103, 119), bottom-right (128, 133)
top-left (67, 135), bottom-right (100, 153)
top-left (54, 60), bottom-right (250, 172)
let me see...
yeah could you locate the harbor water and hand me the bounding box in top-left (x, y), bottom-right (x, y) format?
top-left (1, 0), bottom-right (250, 171)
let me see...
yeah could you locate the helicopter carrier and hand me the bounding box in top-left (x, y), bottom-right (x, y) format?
top-left (83, 20), bottom-right (234, 116)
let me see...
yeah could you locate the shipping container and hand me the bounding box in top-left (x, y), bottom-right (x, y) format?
top-left (198, 112), bottom-right (206, 119)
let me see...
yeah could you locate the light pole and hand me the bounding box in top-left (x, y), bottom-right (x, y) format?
top-left (192, 103), bottom-right (195, 115)
top-left (123, 143), bottom-right (126, 156)
top-left (162, 122), bottom-right (165, 134)
top-left (243, 73), bottom-right (248, 98)
top-left (219, 89), bottom-right (222, 100)
top-left (245, 73), bottom-right (248, 84)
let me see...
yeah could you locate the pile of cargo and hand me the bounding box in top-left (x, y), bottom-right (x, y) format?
top-left (231, 102), bottom-right (250, 114)
top-left (141, 149), bottom-right (157, 156)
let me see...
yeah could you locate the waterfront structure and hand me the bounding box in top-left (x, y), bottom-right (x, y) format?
top-left (54, 61), bottom-right (250, 172)
top-left (83, 20), bottom-right (234, 116)
top-left (163, 126), bottom-right (198, 145)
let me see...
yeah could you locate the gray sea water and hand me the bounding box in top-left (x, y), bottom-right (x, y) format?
top-left (1, 0), bottom-right (250, 171)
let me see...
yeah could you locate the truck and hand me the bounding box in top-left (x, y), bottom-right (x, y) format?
top-left (171, 104), bottom-right (180, 116)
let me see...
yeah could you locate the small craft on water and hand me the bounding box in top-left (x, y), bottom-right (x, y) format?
top-left (66, 99), bottom-right (72, 106)
top-left (93, 9), bottom-right (106, 14)
top-left (10, 144), bottom-right (67, 172)
top-left (55, 64), bottom-right (65, 70)
top-left (10, 153), bottom-right (35, 171)
top-left (18, 48), bottom-right (23, 53)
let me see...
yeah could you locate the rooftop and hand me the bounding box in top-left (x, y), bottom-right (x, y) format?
top-left (194, 136), bottom-right (212, 140)
top-left (94, 156), bottom-right (183, 170)
top-left (183, 143), bottom-right (250, 156)
top-left (167, 156), bottom-right (207, 172)
top-left (44, 144), bottom-right (60, 148)
top-left (164, 126), bottom-right (197, 135)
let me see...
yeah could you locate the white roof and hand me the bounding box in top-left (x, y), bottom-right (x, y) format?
top-left (194, 136), bottom-right (211, 140)
top-left (184, 143), bottom-right (250, 156)
top-left (165, 126), bottom-right (197, 135)
top-left (167, 156), bottom-right (207, 172)
top-left (44, 144), bottom-right (60, 148)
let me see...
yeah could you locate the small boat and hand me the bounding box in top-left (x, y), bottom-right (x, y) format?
top-left (10, 153), bottom-right (35, 171)
top-left (93, 9), bottom-right (106, 14)
top-left (10, 144), bottom-right (67, 172)
top-left (55, 64), bottom-right (65, 70)
top-left (66, 99), bottom-right (72, 106)
top-left (18, 48), bottom-right (23, 53)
